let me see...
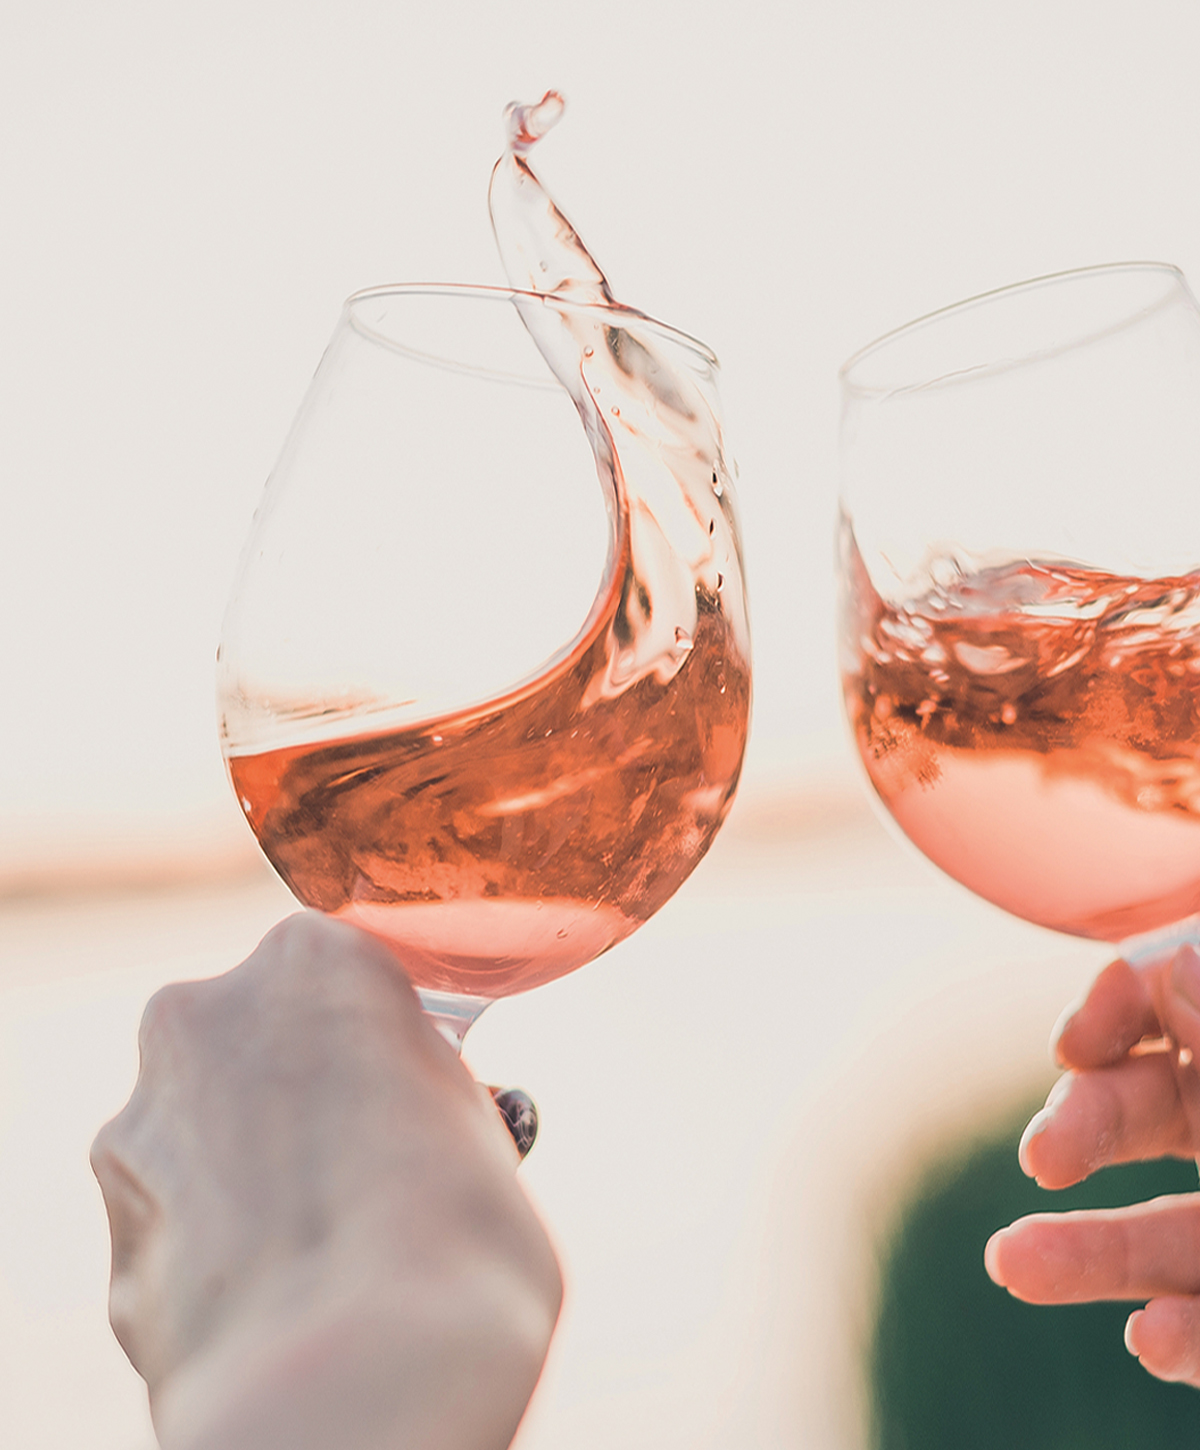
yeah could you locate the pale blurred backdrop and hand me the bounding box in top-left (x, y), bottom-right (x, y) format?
top-left (4, 1), bottom-right (1200, 1445)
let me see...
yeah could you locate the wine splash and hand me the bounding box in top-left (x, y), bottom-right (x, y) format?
top-left (841, 515), bottom-right (1200, 940)
top-left (488, 91), bottom-right (750, 698)
top-left (223, 95), bottom-right (751, 997)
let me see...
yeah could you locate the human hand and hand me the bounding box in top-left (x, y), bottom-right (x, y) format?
top-left (90, 913), bottom-right (562, 1450)
top-left (985, 944), bottom-right (1200, 1387)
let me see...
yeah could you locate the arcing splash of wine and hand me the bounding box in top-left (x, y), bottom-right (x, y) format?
top-left (489, 92), bottom-right (750, 701)
top-left (489, 92), bottom-right (611, 305)
top-left (222, 96), bottom-right (750, 998)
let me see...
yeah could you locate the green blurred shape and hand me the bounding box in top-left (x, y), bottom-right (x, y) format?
top-left (870, 1104), bottom-right (1200, 1448)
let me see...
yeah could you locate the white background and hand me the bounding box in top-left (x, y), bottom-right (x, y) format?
top-left (7, 0), bottom-right (1200, 878)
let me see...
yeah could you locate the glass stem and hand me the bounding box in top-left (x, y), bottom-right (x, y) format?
top-left (417, 989), bottom-right (492, 1054)
top-left (416, 990), bottom-right (538, 1156)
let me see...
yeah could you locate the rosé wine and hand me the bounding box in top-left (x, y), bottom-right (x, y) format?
top-left (230, 598), bottom-right (748, 997)
top-left (841, 520), bottom-right (1200, 940)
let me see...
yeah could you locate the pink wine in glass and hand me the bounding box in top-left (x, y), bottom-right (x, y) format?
top-left (841, 519), bottom-right (1200, 941)
top-left (231, 570), bottom-right (748, 998)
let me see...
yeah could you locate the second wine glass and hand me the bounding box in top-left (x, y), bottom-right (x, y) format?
top-left (840, 262), bottom-right (1200, 998)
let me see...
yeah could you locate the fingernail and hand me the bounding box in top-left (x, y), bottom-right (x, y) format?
top-left (1017, 1113), bottom-right (1049, 1177)
top-left (1125, 1309), bottom-right (1144, 1356)
top-left (1049, 994), bottom-right (1085, 1066)
top-left (1018, 1075), bottom-right (1074, 1178)
top-left (983, 1229), bottom-right (1008, 1284)
top-left (1171, 943), bottom-right (1200, 1015)
top-left (491, 1087), bottom-right (538, 1160)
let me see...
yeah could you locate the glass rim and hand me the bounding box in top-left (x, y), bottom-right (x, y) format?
top-left (343, 281), bottom-right (720, 368)
top-left (839, 260), bottom-right (1187, 396)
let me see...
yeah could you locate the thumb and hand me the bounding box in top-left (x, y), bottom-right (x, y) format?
top-left (1161, 944), bottom-right (1200, 1142)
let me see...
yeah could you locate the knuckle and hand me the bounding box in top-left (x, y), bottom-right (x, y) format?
top-left (267, 910), bottom-right (343, 956)
top-left (138, 980), bottom-right (201, 1049)
top-left (1094, 1072), bottom-right (1127, 1159)
top-left (134, 978), bottom-right (224, 1087)
top-left (89, 1121), bottom-right (122, 1185)
top-left (254, 911), bottom-right (406, 1006)
top-left (90, 1093), bottom-right (148, 1186)
top-left (254, 912), bottom-right (344, 984)
top-left (261, 910), bottom-right (320, 953)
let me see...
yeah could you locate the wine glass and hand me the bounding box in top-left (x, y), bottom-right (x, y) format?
top-left (217, 283), bottom-right (750, 1055)
top-left (838, 261), bottom-right (1200, 1020)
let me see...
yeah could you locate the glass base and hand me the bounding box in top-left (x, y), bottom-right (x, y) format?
top-left (417, 989), bottom-right (492, 1053)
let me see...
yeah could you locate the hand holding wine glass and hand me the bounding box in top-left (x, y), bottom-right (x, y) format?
top-left (91, 914), bottom-right (562, 1450)
top-left (985, 944), bottom-right (1200, 1387)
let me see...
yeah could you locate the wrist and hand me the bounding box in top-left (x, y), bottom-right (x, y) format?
top-left (151, 1252), bottom-right (558, 1450)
